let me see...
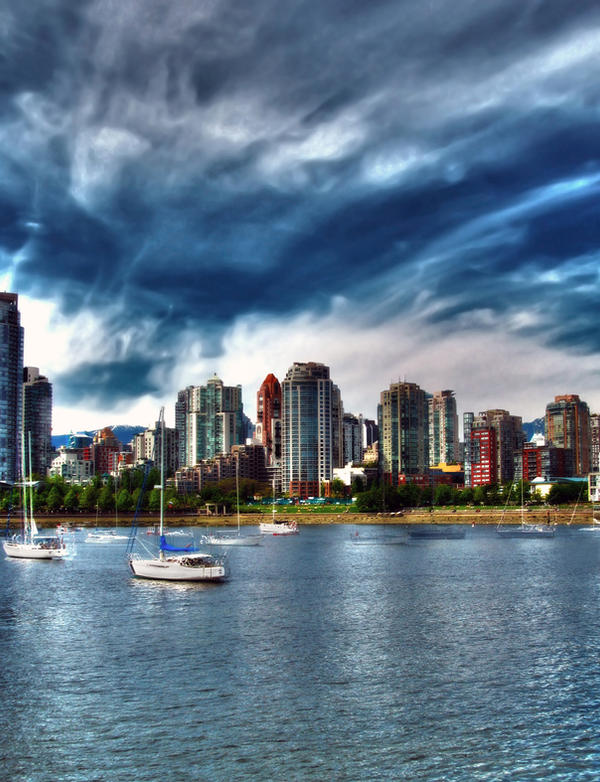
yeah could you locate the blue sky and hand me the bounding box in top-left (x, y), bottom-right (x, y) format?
top-left (2, 0), bottom-right (600, 432)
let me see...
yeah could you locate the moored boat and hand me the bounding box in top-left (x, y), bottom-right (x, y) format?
top-left (3, 433), bottom-right (68, 560)
top-left (127, 409), bottom-right (228, 582)
top-left (258, 519), bottom-right (299, 535)
top-left (202, 459), bottom-right (263, 546)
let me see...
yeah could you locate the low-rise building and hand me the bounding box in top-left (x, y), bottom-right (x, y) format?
top-left (174, 444), bottom-right (269, 494)
top-left (48, 447), bottom-right (93, 484)
top-left (333, 463), bottom-right (367, 487)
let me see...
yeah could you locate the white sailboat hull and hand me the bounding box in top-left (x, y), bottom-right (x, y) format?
top-left (259, 521), bottom-right (298, 535)
top-left (3, 540), bottom-right (67, 559)
top-left (203, 533), bottom-right (263, 546)
top-left (85, 532), bottom-right (128, 543)
top-left (129, 553), bottom-right (227, 581)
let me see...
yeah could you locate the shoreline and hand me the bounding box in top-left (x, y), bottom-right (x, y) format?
top-left (2, 507), bottom-right (591, 528)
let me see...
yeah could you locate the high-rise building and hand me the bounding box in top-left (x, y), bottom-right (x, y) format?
top-left (363, 419), bottom-right (379, 448)
top-left (281, 362), bottom-right (335, 497)
top-left (179, 375), bottom-right (244, 466)
top-left (23, 367), bottom-right (52, 477)
top-left (378, 381), bottom-right (429, 484)
top-left (545, 395), bottom-right (592, 476)
top-left (0, 293), bottom-right (23, 483)
top-left (468, 409), bottom-right (524, 485)
top-left (331, 384), bottom-right (344, 469)
top-left (256, 373), bottom-right (281, 466)
top-left (132, 419), bottom-right (178, 475)
top-left (463, 412), bottom-right (474, 486)
top-left (428, 390), bottom-right (459, 466)
top-left (175, 387), bottom-right (192, 468)
top-left (470, 427), bottom-right (497, 485)
top-left (343, 413), bottom-right (363, 466)
top-left (514, 442), bottom-right (573, 482)
top-left (591, 413), bottom-right (600, 474)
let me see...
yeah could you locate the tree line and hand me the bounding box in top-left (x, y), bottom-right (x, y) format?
top-left (0, 469), bottom-right (586, 516)
top-left (0, 469), bottom-right (273, 516)
top-left (353, 480), bottom-right (586, 513)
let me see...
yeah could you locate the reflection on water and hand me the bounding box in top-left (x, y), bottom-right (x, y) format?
top-left (1, 524), bottom-right (599, 781)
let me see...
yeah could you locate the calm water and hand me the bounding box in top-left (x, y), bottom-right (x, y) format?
top-left (1, 524), bottom-right (599, 781)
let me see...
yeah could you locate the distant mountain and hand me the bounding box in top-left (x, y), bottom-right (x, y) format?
top-left (522, 418), bottom-right (545, 441)
top-left (52, 425), bottom-right (146, 449)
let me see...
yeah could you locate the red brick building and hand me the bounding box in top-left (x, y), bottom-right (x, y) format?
top-left (256, 373), bottom-right (281, 465)
top-left (470, 428), bottom-right (498, 486)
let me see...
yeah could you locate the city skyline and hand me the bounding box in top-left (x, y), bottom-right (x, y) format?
top-left (3, 2), bottom-right (600, 433)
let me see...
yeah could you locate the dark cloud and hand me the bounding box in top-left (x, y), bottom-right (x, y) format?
top-left (56, 355), bottom-right (170, 406)
top-left (1, 0), bottom-right (599, 407)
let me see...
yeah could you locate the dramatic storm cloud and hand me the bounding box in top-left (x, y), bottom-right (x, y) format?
top-left (2, 0), bottom-right (600, 430)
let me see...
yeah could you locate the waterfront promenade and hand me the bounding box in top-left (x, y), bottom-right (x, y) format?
top-left (3, 506), bottom-right (590, 528)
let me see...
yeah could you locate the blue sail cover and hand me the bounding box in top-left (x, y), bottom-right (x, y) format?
top-left (159, 535), bottom-right (199, 552)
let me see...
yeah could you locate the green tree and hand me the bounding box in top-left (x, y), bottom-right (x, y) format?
top-left (46, 485), bottom-right (63, 512)
top-left (131, 487), bottom-right (148, 512)
top-left (80, 485), bottom-right (99, 512)
top-left (148, 488), bottom-right (162, 512)
top-left (330, 478), bottom-right (346, 498)
top-left (354, 487), bottom-right (383, 513)
top-left (351, 476), bottom-right (366, 495)
top-left (434, 484), bottom-right (453, 506)
top-left (548, 482), bottom-right (587, 505)
top-left (116, 488), bottom-right (133, 513)
top-left (97, 486), bottom-right (115, 512)
top-left (64, 487), bottom-right (80, 513)
top-left (459, 487), bottom-right (474, 505)
top-left (472, 486), bottom-right (486, 506)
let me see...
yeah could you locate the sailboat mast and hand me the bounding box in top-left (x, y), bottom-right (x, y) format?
top-left (28, 432), bottom-right (34, 528)
top-left (159, 409), bottom-right (165, 543)
top-left (236, 455), bottom-right (240, 534)
top-left (521, 479), bottom-right (524, 527)
top-left (272, 478), bottom-right (275, 522)
top-left (21, 430), bottom-right (28, 541)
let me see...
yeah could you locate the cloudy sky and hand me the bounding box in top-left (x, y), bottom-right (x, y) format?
top-left (3, 0), bottom-right (600, 433)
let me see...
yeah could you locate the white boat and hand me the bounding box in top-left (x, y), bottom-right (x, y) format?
top-left (259, 480), bottom-right (299, 535)
top-left (3, 433), bottom-right (68, 560)
top-left (202, 460), bottom-right (263, 547)
top-left (258, 519), bottom-right (299, 535)
top-left (85, 530), bottom-right (129, 543)
top-left (127, 409), bottom-right (227, 582)
top-left (497, 481), bottom-right (555, 539)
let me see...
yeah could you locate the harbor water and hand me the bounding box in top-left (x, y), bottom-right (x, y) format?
top-left (1, 524), bottom-right (599, 781)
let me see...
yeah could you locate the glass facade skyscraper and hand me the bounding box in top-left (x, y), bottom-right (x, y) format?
top-left (428, 390), bottom-right (459, 466)
top-left (178, 375), bottom-right (244, 466)
top-left (0, 293), bottom-right (23, 483)
top-left (281, 362), bottom-right (334, 497)
top-left (379, 381), bottom-right (429, 484)
top-left (23, 367), bottom-right (52, 477)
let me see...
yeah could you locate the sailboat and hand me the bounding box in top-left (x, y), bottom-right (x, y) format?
top-left (127, 409), bottom-right (228, 582)
top-left (202, 458), bottom-right (263, 546)
top-left (85, 484), bottom-right (128, 543)
top-left (258, 480), bottom-right (299, 535)
top-left (3, 432), bottom-right (68, 559)
top-left (496, 480), bottom-right (555, 539)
